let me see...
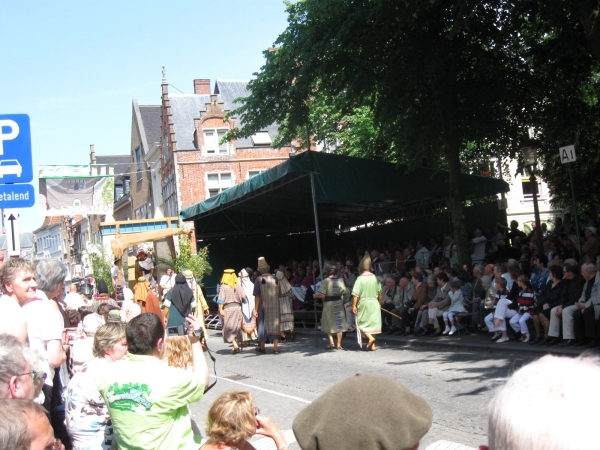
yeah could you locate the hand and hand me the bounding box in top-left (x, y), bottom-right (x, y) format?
top-left (204, 309), bottom-right (210, 316)
top-left (556, 306), bottom-right (563, 317)
top-left (427, 302), bottom-right (436, 309)
top-left (352, 306), bottom-right (358, 315)
top-left (185, 314), bottom-right (202, 334)
top-left (384, 299), bottom-right (392, 304)
top-left (579, 302), bottom-right (586, 310)
top-left (254, 310), bottom-right (259, 318)
top-left (543, 304), bottom-right (549, 310)
top-left (420, 305), bottom-right (427, 311)
top-left (255, 415), bottom-right (286, 445)
top-left (408, 308), bottom-right (414, 314)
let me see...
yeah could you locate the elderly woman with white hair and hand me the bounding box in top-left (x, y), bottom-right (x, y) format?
top-left (316, 261), bottom-right (348, 349)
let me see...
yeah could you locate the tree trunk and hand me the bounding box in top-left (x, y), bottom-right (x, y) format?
top-left (445, 146), bottom-right (472, 269)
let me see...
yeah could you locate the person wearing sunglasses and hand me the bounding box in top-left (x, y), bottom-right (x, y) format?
top-left (200, 391), bottom-right (288, 450)
top-left (0, 333), bottom-right (44, 400)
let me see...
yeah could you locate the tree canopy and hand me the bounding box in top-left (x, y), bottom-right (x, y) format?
top-left (231, 0), bottom-right (600, 262)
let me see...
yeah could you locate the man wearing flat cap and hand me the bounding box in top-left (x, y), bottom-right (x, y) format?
top-left (293, 373), bottom-right (432, 450)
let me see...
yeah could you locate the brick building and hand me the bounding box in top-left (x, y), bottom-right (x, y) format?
top-left (160, 72), bottom-right (291, 223)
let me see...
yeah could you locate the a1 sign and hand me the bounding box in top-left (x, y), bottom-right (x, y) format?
top-left (0, 114), bottom-right (34, 183)
top-left (560, 145), bottom-right (576, 164)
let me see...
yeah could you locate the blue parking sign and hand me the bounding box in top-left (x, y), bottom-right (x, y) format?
top-left (0, 114), bottom-right (33, 184)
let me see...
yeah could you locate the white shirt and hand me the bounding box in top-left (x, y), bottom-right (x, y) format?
top-left (159, 273), bottom-right (176, 290)
top-left (22, 291), bottom-right (64, 387)
top-left (64, 292), bottom-right (87, 309)
top-left (0, 294), bottom-right (27, 340)
top-left (471, 236), bottom-right (487, 262)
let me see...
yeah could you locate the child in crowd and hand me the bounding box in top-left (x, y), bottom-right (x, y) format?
top-left (509, 275), bottom-right (536, 343)
top-left (442, 281), bottom-right (466, 335)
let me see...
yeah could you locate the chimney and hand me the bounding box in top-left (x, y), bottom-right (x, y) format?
top-left (193, 79), bottom-right (210, 95)
top-left (90, 144), bottom-right (96, 164)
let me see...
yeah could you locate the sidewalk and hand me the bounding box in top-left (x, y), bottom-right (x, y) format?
top-left (294, 326), bottom-right (590, 356)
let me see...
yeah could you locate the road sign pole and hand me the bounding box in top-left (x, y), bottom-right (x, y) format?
top-left (4, 209), bottom-right (20, 257)
top-left (568, 163), bottom-right (582, 262)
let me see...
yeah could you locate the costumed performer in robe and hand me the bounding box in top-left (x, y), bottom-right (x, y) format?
top-left (237, 269), bottom-right (257, 347)
top-left (133, 276), bottom-right (163, 323)
top-left (316, 261), bottom-right (348, 350)
top-left (164, 274), bottom-right (196, 328)
top-left (254, 257), bottom-right (280, 354)
top-left (162, 273), bottom-right (196, 366)
top-left (184, 269), bottom-right (209, 342)
top-left (134, 248), bottom-right (154, 281)
top-left (276, 270), bottom-right (295, 342)
top-left (352, 251), bottom-right (382, 351)
top-left (217, 269), bottom-right (242, 354)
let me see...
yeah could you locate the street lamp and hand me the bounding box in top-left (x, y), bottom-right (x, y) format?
top-left (521, 146), bottom-right (544, 256)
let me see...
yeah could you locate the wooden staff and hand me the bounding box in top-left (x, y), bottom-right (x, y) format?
top-left (380, 306), bottom-right (403, 321)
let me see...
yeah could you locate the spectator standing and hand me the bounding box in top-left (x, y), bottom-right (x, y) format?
top-left (159, 267), bottom-right (177, 301)
top-left (35, 259), bottom-right (72, 449)
top-left (99, 313), bottom-right (208, 450)
top-left (64, 284), bottom-right (87, 310)
top-left (471, 229), bottom-right (487, 266)
top-left (66, 323), bottom-right (127, 450)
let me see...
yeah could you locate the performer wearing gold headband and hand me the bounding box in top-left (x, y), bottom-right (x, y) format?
top-left (317, 261), bottom-right (348, 349)
top-left (217, 269), bottom-right (242, 354)
top-left (352, 252), bottom-right (383, 350)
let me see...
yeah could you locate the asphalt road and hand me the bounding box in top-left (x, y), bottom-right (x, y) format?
top-left (189, 329), bottom-right (540, 449)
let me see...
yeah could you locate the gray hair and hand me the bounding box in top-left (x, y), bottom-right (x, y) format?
top-left (0, 399), bottom-right (48, 450)
top-left (35, 260), bottom-right (67, 293)
top-left (488, 355), bottom-right (600, 450)
top-left (473, 264), bottom-right (484, 274)
top-left (0, 335), bottom-right (28, 398)
top-left (583, 262), bottom-right (598, 275)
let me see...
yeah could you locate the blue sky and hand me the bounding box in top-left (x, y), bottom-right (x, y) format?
top-left (1, 0), bottom-right (289, 231)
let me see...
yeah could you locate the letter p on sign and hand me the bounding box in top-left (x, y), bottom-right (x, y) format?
top-left (0, 120), bottom-right (20, 155)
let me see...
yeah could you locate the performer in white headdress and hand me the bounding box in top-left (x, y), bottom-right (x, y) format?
top-left (237, 268), bottom-right (257, 346)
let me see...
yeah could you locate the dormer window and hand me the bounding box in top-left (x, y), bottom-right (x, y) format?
top-left (204, 129), bottom-right (230, 155)
top-left (251, 131), bottom-right (272, 146)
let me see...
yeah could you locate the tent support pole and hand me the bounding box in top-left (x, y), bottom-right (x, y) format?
top-left (307, 123), bottom-right (323, 348)
top-left (310, 171), bottom-right (323, 281)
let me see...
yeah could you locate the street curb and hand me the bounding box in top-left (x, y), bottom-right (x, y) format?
top-left (292, 327), bottom-right (592, 357)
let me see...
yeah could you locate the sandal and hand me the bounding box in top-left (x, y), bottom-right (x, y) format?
top-left (231, 348), bottom-right (240, 354)
top-left (255, 346), bottom-right (265, 353)
top-left (336, 345), bottom-right (343, 350)
top-left (273, 349), bottom-right (280, 354)
top-left (367, 340), bottom-right (376, 351)
top-left (326, 344), bottom-right (335, 350)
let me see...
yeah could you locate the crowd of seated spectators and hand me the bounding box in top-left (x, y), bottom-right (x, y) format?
top-left (264, 215), bottom-right (600, 348)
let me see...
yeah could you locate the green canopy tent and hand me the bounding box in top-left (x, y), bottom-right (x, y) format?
top-left (180, 151), bottom-right (509, 239)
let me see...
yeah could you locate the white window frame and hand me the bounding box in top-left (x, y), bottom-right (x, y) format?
top-left (247, 170), bottom-right (266, 179)
top-left (203, 129), bottom-right (230, 155)
top-left (206, 172), bottom-right (233, 198)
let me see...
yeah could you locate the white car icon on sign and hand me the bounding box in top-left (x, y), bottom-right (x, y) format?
top-left (0, 159), bottom-right (22, 178)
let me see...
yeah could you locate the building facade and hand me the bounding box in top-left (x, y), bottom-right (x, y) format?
top-left (160, 74), bottom-right (291, 227)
